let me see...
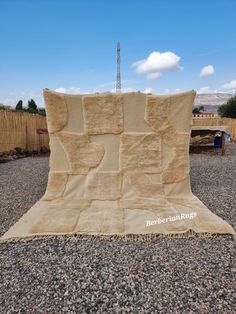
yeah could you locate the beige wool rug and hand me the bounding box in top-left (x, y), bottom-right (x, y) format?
top-left (2, 89), bottom-right (235, 240)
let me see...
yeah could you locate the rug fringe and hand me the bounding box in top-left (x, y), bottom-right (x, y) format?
top-left (0, 230), bottom-right (235, 244)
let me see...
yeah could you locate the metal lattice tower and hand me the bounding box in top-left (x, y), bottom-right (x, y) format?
top-left (116, 42), bottom-right (121, 93)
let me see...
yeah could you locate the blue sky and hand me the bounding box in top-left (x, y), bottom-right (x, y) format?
top-left (0, 0), bottom-right (236, 107)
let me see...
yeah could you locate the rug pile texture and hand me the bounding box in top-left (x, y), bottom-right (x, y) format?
top-left (2, 89), bottom-right (235, 240)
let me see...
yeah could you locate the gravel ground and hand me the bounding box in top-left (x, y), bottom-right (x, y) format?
top-left (0, 156), bottom-right (49, 237)
top-left (0, 146), bottom-right (235, 313)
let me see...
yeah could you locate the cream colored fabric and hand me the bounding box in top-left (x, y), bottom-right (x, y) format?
top-left (2, 89), bottom-right (235, 240)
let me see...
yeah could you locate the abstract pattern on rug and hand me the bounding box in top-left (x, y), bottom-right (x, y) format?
top-left (2, 89), bottom-right (235, 239)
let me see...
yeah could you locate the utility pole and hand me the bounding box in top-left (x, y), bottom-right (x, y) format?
top-left (116, 42), bottom-right (121, 93)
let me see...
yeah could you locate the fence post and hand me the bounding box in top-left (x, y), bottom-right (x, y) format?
top-left (221, 132), bottom-right (225, 156)
top-left (25, 123), bottom-right (28, 150)
top-left (37, 133), bottom-right (41, 155)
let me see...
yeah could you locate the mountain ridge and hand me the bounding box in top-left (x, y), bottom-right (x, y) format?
top-left (194, 93), bottom-right (233, 109)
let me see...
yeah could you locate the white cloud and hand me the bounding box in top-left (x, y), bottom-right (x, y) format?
top-left (142, 87), bottom-right (154, 94)
top-left (1, 91), bottom-right (44, 108)
top-left (110, 87), bottom-right (137, 93)
top-left (163, 88), bottom-right (183, 95)
top-left (200, 65), bottom-right (215, 77)
top-left (0, 98), bottom-right (14, 106)
top-left (164, 88), bottom-right (170, 94)
top-left (219, 79), bottom-right (236, 92)
top-left (132, 51), bottom-right (182, 79)
top-left (55, 86), bottom-right (82, 94)
top-left (198, 86), bottom-right (210, 94)
top-left (110, 87), bottom-right (155, 94)
top-left (146, 72), bottom-right (162, 80)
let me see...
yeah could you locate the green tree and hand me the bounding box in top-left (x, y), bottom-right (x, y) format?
top-left (193, 105), bottom-right (205, 114)
top-left (27, 99), bottom-right (38, 113)
top-left (38, 108), bottom-right (46, 116)
top-left (193, 107), bottom-right (200, 114)
top-left (15, 100), bottom-right (23, 112)
top-left (218, 96), bottom-right (236, 118)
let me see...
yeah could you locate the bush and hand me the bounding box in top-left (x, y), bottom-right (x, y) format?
top-left (218, 95), bottom-right (236, 118)
top-left (38, 108), bottom-right (46, 116)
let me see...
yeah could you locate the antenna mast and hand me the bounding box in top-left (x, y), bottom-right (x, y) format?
top-left (116, 42), bottom-right (121, 93)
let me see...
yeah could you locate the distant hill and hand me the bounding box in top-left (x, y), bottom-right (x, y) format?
top-left (194, 93), bottom-right (233, 110)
